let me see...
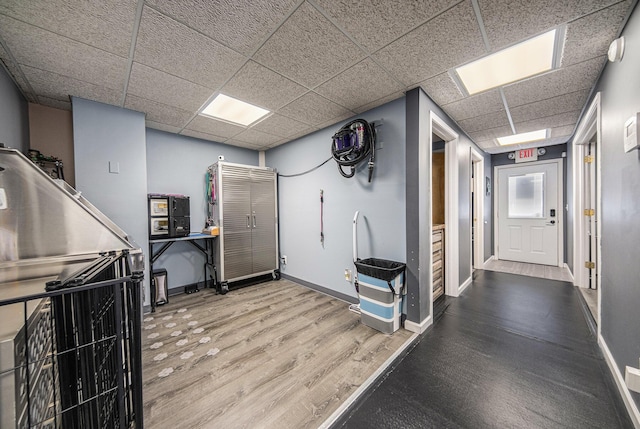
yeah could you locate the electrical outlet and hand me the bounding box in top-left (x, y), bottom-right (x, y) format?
top-left (344, 269), bottom-right (352, 282)
top-left (281, 255), bottom-right (287, 265)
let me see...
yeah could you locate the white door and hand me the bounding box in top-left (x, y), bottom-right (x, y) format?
top-left (496, 160), bottom-right (562, 266)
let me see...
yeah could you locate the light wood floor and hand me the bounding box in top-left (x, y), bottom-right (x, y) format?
top-left (483, 258), bottom-right (573, 282)
top-left (142, 279), bottom-right (413, 429)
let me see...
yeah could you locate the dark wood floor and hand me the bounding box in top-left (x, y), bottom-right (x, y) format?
top-left (333, 270), bottom-right (633, 429)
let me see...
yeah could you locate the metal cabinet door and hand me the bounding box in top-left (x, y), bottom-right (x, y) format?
top-left (250, 169), bottom-right (277, 274)
top-left (221, 164), bottom-right (253, 280)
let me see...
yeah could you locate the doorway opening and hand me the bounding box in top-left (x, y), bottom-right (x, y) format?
top-left (572, 93), bottom-right (601, 327)
top-left (471, 148), bottom-right (485, 271)
top-left (432, 134), bottom-right (445, 302)
top-left (428, 112), bottom-right (459, 303)
top-left (494, 159), bottom-right (564, 267)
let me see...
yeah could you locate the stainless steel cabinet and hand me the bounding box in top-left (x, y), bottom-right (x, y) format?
top-left (209, 162), bottom-right (278, 283)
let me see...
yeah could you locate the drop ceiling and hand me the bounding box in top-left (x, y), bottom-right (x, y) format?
top-left (0, 0), bottom-right (634, 153)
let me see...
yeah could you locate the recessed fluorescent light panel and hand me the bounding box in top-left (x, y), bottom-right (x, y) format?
top-left (455, 29), bottom-right (559, 95)
top-left (497, 129), bottom-right (548, 146)
top-left (200, 94), bottom-right (270, 126)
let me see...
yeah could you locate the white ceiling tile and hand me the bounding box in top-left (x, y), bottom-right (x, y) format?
top-left (509, 90), bottom-right (589, 123)
top-left (0, 15), bottom-right (127, 90)
top-left (504, 57), bottom-right (604, 107)
top-left (185, 116), bottom-right (245, 139)
top-left (253, 2), bottom-right (365, 88)
top-left (514, 110), bottom-right (581, 134)
top-left (145, 0), bottom-right (298, 56)
top-left (231, 129), bottom-right (282, 146)
top-left (180, 128), bottom-right (227, 143)
top-left (223, 138), bottom-right (262, 150)
top-left (283, 126), bottom-right (320, 143)
top-left (313, 0), bottom-right (459, 53)
top-left (278, 92), bottom-right (352, 126)
top-left (441, 89), bottom-right (504, 121)
top-left (0, 45), bottom-right (37, 102)
top-left (477, 0), bottom-right (619, 50)
top-left (124, 94), bottom-right (193, 128)
top-left (458, 110), bottom-right (511, 133)
top-left (353, 91), bottom-right (405, 114)
top-left (372, 1), bottom-right (486, 86)
top-left (127, 62), bottom-right (212, 112)
top-left (134, 7), bottom-right (246, 89)
top-left (220, 61), bottom-right (307, 111)
top-left (266, 138), bottom-right (290, 149)
top-left (0, 0), bottom-right (136, 56)
top-left (317, 112), bottom-right (356, 132)
top-left (419, 72), bottom-right (465, 106)
top-left (468, 126), bottom-right (514, 143)
top-left (146, 121), bottom-right (181, 134)
top-left (22, 65), bottom-right (122, 107)
top-left (315, 58), bottom-right (404, 111)
top-left (251, 113), bottom-right (310, 138)
top-left (38, 95), bottom-right (71, 111)
top-left (550, 125), bottom-right (576, 138)
top-left (562, 1), bottom-right (632, 66)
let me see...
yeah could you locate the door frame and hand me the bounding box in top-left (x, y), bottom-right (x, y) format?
top-left (494, 158), bottom-right (564, 267)
top-left (471, 148), bottom-right (485, 270)
top-left (572, 92), bottom-right (602, 330)
top-left (428, 111), bottom-right (460, 298)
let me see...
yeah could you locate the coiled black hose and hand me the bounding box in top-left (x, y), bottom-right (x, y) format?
top-left (331, 119), bottom-right (376, 182)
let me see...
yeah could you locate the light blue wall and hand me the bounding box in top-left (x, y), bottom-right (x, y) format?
top-left (0, 66), bottom-right (29, 153)
top-left (266, 98), bottom-right (406, 299)
top-left (145, 129), bottom-right (258, 290)
top-left (72, 97), bottom-right (150, 304)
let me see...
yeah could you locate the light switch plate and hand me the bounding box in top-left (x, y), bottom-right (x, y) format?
top-left (109, 161), bottom-right (120, 174)
top-left (623, 113), bottom-right (640, 153)
top-left (0, 188), bottom-right (6, 209)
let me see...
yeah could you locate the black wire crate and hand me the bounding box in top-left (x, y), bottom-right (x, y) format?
top-left (0, 253), bottom-right (144, 429)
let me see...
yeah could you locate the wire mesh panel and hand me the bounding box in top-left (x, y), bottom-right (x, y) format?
top-left (0, 253), bottom-right (143, 429)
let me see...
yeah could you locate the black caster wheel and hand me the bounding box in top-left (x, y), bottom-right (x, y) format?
top-left (219, 281), bottom-right (229, 295)
top-left (272, 269), bottom-right (281, 280)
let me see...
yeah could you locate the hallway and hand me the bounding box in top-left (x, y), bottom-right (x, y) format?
top-left (333, 270), bottom-right (633, 428)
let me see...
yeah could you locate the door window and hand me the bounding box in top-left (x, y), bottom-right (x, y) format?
top-left (508, 172), bottom-right (545, 218)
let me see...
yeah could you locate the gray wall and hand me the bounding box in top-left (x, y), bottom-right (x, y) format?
top-left (0, 65), bottom-right (29, 152)
top-left (491, 143), bottom-right (569, 263)
top-left (406, 87), bottom-right (492, 324)
top-left (266, 98), bottom-right (406, 300)
top-left (586, 2), bottom-right (640, 408)
top-left (72, 97), bottom-right (150, 305)
top-left (145, 129), bottom-right (258, 290)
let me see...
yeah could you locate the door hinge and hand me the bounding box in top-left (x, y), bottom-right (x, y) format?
top-left (584, 155), bottom-right (594, 164)
top-left (584, 209), bottom-right (595, 216)
top-left (585, 261), bottom-right (595, 269)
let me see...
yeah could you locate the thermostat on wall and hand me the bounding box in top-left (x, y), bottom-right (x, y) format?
top-left (624, 113), bottom-right (640, 153)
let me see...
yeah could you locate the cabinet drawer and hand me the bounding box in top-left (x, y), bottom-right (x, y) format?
top-left (433, 241), bottom-right (442, 252)
top-left (433, 267), bottom-right (443, 281)
top-left (432, 231), bottom-right (442, 243)
top-left (432, 259), bottom-right (443, 272)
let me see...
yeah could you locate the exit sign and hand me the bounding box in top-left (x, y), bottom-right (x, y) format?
top-left (515, 148), bottom-right (538, 163)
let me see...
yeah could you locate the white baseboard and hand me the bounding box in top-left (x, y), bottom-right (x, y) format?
top-left (458, 276), bottom-right (472, 295)
top-left (599, 336), bottom-right (640, 428)
top-left (404, 315), bottom-right (433, 334)
top-left (564, 263), bottom-right (575, 281)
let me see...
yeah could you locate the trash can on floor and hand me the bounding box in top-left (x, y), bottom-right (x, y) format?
top-left (354, 258), bottom-right (406, 334)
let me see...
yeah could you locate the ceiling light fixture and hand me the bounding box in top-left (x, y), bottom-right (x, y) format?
top-left (200, 94), bottom-right (270, 127)
top-left (496, 129), bottom-right (548, 146)
top-left (454, 29), bottom-right (560, 95)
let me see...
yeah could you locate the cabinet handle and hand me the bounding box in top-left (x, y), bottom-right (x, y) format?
top-left (253, 215), bottom-right (257, 228)
top-left (247, 215), bottom-right (250, 228)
